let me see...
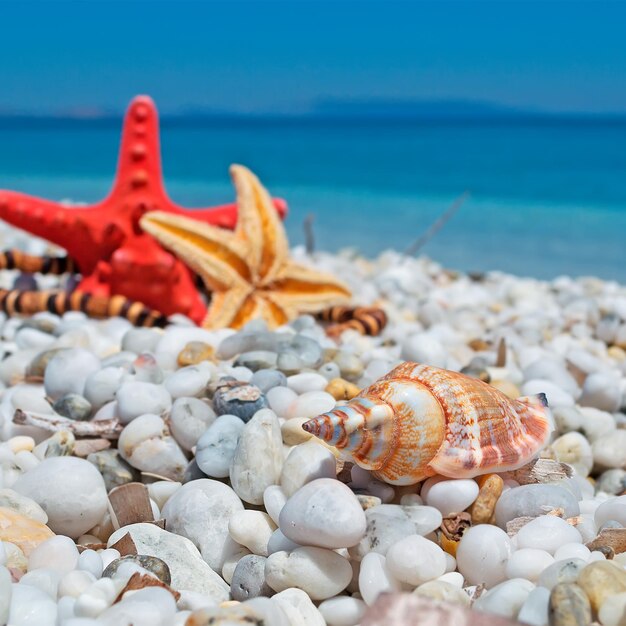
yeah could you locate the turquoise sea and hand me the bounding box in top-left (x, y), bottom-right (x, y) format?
top-left (0, 117), bottom-right (625, 281)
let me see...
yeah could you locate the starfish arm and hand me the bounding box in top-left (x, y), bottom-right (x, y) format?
top-left (140, 211), bottom-right (253, 291)
top-left (230, 165), bottom-right (289, 284)
top-left (176, 197), bottom-right (288, 230)
top-left (267, 261), bottom-right (352, 317)
top-left (202, 285), bottom-right (252, 329)
top-left (0, 191), bottom-right (106, 269)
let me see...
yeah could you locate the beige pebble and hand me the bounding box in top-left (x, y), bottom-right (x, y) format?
top-left (489, 380), bottom-right (520, 399)
top-left (577, 560), bottom-right (626, 612)
top-left (7, 436), bottom-right (35, 454)
top-left (325, 378), bottom-right (361, 401)
top-left (608, 346), bottom-right (626, 361)
top-left (599, 591), bottom-right (626, 626)
top-left (469, 474), bottom-right (504, 524)
top-left (281, 418), bottom-right (314, 446)
top-left (414, 580), bottom-right (470, 606)
top-left (356, 495), bottom-right (382, 511)
top-left (3, 541), bottom-right (28, 572)
top-left (0, 506), bottom-right (55, 556)
top-left (177, 341), bottom-right (215, 367)
top-left (467, 339), bottom-right (490, 351)
top-left (549, 582), bottom-right (591, 626)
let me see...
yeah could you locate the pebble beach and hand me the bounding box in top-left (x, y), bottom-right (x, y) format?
top-left (1, 229), bottom-right (626, 625)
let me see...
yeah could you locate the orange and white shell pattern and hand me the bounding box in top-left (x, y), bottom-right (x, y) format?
top-left (303, 362), bottom-right (553, 485)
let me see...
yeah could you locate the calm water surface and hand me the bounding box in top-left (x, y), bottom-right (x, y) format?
top-left (0, 118), bottom-right (625, 281)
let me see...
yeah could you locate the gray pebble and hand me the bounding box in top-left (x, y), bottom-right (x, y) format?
top-left (52, 393), bottom-right (92, 421)
top-left (289, 335), bottom-right (323, 368)
top-left (242, 319), bottom-right (269, 333)
top-left (318, 362), bottom-right (340, 381)
top-left (212, 380), bottom-right (267, 422)
top-left (44, 348), bottom-right (101, 401)
top-left (599, 520), bottom-right (624, 531)
top-left (276, 351), bottom-right (303, 375)
top-left (121, 328), bottom-right (161, 355)
top-left (495, 485), bottom-right (580, 528)
top-left (100, 352), bottom-right (137, 369)
top-left (169, 397), bottom-right (216, 451)
top-left (84, 367), bottom-right (126, 409)
top-left (87, 449), bottom-right (139, 492)
top-left (334, 351), bottom-right (364, 381)
top-left (234, 351), bottom-right (278, 372)
top-left (18, 317), bottom-right (58, 335)
top-left (103, 554), bottom-right (171, 584)
top-left (217, 331), bottom-right (279, 360)
top-left (538, 559), bottom-right (587, 590)
top-left (250, 369), bottom-right (287, 393)
top-left (230, 555), bottom-right (273, 601)
top-left (596, 469), bottom-right (626, 495)
top-left (290, 315), bottom-right (316, 332)
top-left (183, 459), bottom-right (207, 483)
top-left (116, 381), bottom-right (172, 424)
top-left (196, 414), bottom-right (245, 478)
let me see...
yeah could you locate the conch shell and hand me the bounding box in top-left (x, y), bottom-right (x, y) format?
top-left (303, 362), bottom-right (553, 485)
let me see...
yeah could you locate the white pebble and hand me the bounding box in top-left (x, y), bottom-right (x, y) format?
top-left (77, 550), bottom-right (103, 579)
top-left (99, 549), bottom-right (120, 571)
top-left (401, 333), bottom-right (447, 368)
top-left (474, 578), bottom-right (535, 619)
top-left (358, 552), bottom-right (401, 605)
top-left (58, 569), bottom-right (97, 598)
top-left (272, 587), bottom-right (326, 626)
top-left (168, 396), bottom-right (216, 451)
top-left (265, 547), bottom-right (352, 600)
top-left (8, 583), bottom-right (57, 626)
top-left (279, 478), bottom-right (367, 549)
top-left (280, 441), bottom-right (336, 497)
top-left (13, 456), bottom-right (108, 538)
top-left (599, 591), bottom-right (626, 626)
top-left (287, 373), bottom-right (328, 394)
top-left (456, 524), bottom-right (512, 588)
top-left (318, 595), bottom-right (367, 626)
top-left (230, 409), bottom-right (283, 505)
top-left (385, 535), bottom-right (447, 586)
top-left (229, 510), bottom-right (276, 556)
top-left (595, 495), bottom-right (626, 528)
top-left (263, 485), bottom-right (288, 525)
top-left (19, 568), bottom-right (60, 599)
top-left (516, 516), bottom-right (582, 554)
top-left (421, 477), bottom-right (479, 516)
top-left (517, 586), bottom-right (550, 626)
top-left (116, 381), bottom-right (172, 424)
top-left (267, 386), bottom-right (298, 418)
top-left (28, 536), bottom-right (79, 574)
top-left (553, 543), bottom-right (591, 562)
top-left (118, 413), bottom-right (187, 482)
top-left (505, 549), bottom-right (554, 582)
top-left (43, 348), bottom-right (100, 401)
top-left (287, 391), bottom-right (336, 419)
top-left (164, 364), bottom-right (212, 399)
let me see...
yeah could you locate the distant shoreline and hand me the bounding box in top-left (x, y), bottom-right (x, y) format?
top-left (2, 115), bottom-right (626, 132)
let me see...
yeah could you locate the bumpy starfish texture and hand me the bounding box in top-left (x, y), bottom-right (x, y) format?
top-left (0, 96), bottom-right (287, 323)
top-left (140, 165), bottom-right (352, 329)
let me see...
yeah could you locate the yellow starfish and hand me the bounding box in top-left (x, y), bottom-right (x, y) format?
top-left (140, 165), bottom-right (351, 329)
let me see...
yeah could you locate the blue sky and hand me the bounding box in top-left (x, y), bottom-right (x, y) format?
top-left (1, 0), bottom-right (626, 114)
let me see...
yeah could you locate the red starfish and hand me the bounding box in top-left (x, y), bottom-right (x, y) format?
top-left (0, 96), bottom-right (287, 323)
